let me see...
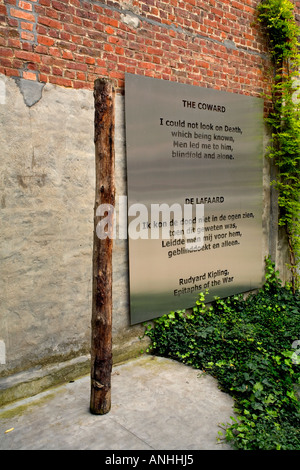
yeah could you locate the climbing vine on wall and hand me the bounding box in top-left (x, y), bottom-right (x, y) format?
top-left (257, 0), bottom-right (300, 291)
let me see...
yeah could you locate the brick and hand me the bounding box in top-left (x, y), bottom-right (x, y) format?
top-left (49, 75), bottom-right (72, 87)
top-left (60, 31), bottom-right (71, 41)
top-left (94, 66), bottom-right (107, 75)
top-left (96, 58), bottom-right (106, 67)
top-left (10, 8), bottom-right (36, 22)
top-left (40, 55), bottom-right (52, 66)
top-left (109, 70), bottom-right (123, 79)
top-left (0, 58), bottom-right (12, 69)
top-left (0, 67), bottom-right (7, 77)
top-left (52, 65), bottom-right (63, 75)
top-left (21, 21), bottom-right (34, 31)
top-left (82, 18), bottom-right (93, 29)
top-left (22, 70), bottom-right (37, 80)
top-left (58, 12), bottom-right (72, 23)
top-left (85, 56), bottom-right (95, 64)
top-left (76, 71), bottom-right (85, 80)
top-left (62, 50), bottom-right (73, 59)
top-left (197, 60), bottom-right (209, 69)
top-left (64, 69), bottom-right (75, 79)
top-left (105, 26), bottom-right (114, 35)
top-left (73, 80), bottom-right (86, 89)
top-left (4, 67), bottom-right (20, 76)
top-left (20, 30), bottom-right (35, 41)
top-left (73, 16), bottom-right (82, 26)
top-left (39, 73), bottom-right (48, 82)
top-left (231, 1), bottom-right (244, 11)
top-left (69, 0), bottom-right (80, 8)
top-left (65, 61), bottom-right (87, 71)
top-left (36, 24), bottom-right (47, 34)
top-left (38, 15), bottom-right (62, 29)
top-left (106, 17), bottom-right (119, 28)
top-left (104, 43), bottom-right (113, 52)
top-left (49, 46), bottom-right (60, 57)
top-left (63, 22), bottom-right (85, 35)
top-left (147, 46), bottom-right (163, 56)
top-left (7, 37), bottom-right (22, 48)
top-left (35, 44), bottom-right (48, 54)
top-left (0, 47), bottom-right (14, 57)
top-left (72, 52), bottom-right (85, 63)
top-left (87, 72), bottom-right (97, 82)
top-left (70, 35), bottom-right (82, 45)
top-left (37, 35), bottom-right (55, 46)
top-left (108, 36), bottom-right (122, 45)
top-left (140, 61), bottom-right (156, 70)
top-left (6, 17), bottom-right (17, 28)
top-left (52, 1), bottom-right (73, 13)
top-left (15, 49), bottom-right (41, 62)
top-left (115, 46), bottom-right (124, 55)
top-left (18, 1), bottom-right (32, 11)
top-left (92, 4), bottom-right (103, 14)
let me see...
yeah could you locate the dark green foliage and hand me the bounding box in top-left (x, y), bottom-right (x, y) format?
top-left (257, 0), bottom-right (300, 62)
top-left (144, 258), bottom-right (300, 450)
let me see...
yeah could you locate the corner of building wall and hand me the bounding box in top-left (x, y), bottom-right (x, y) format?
top-left (0, 334), bottom-right (150, 407)
top-left (0, 355), bottom-right (90, 407)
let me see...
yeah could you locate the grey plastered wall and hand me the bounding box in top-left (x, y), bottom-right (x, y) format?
top-left (0, 74), bottom-right (146, 388)
top-left (0, 74), bottom-right (94, 376)
top-left (0, 72), bottom-right (290, 399)
top-left (112, 94), bottom-right (149, 363)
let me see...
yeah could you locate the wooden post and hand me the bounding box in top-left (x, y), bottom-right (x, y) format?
top-left (90, 78), bottom-right (115, 415)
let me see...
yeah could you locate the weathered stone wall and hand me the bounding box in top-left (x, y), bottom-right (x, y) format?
top-left (0, 75), bottom-right (95, 375)
top-left (0, 74), bottom-right (147, 375)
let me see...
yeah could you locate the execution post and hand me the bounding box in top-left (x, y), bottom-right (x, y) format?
top-left (90, 78), bottom-right (115, 415)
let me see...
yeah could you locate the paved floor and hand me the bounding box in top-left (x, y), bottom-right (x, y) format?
top-left (0, 355), bottom-right (235, 451)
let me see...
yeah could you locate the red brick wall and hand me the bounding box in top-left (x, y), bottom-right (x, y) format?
top-left (0, 0), bottom-right (297, 97)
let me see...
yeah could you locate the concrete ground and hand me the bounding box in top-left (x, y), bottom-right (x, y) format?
top-left (0, 355), bottom-right (235, 451)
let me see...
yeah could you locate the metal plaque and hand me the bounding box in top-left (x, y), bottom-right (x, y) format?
top-left (125, 73), bottom-right (264, 324)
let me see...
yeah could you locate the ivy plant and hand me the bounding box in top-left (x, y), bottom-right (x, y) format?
top-left (144, 258), bottom-right (300, 450)
top-left (257, 0), bottom-right (300, 291)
